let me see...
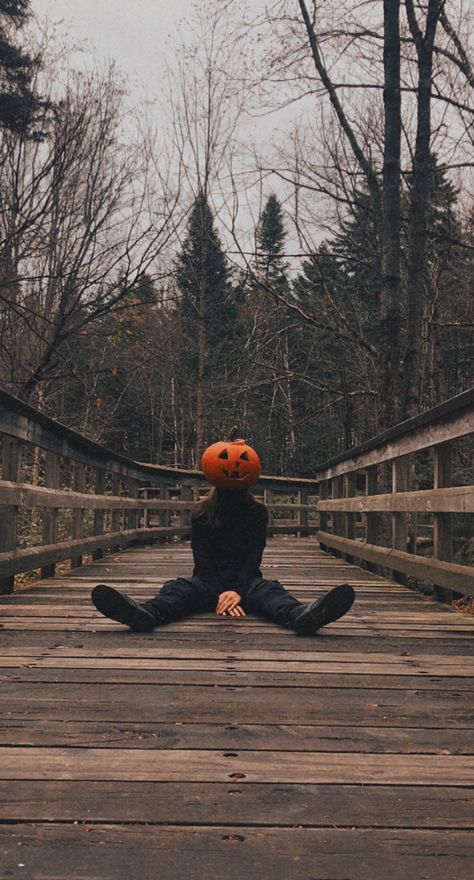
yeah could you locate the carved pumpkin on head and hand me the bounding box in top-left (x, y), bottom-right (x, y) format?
top-left (201, 439), bottom-right (262, 489)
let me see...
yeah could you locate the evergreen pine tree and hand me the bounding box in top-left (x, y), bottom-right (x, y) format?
top-left (175, 192), bottom-right (239, 457)
top-left (246, 194), bottom-right (297, 471)
top-left (176, 192), bottom-right (234, 345)
top-left (0, 1), bottom-right (47, 134)
top-left (255, 193), bottom-right (289, 291)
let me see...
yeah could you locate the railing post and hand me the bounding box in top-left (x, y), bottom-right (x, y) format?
top-left (391, 456), bottom-right (409, 583)
top-left (141, 486), bottom-right (150, 529)
top-left (180, 483), bottom-right (193, 532)
top-left (264, 488), bottom-right (274, 536)
top-left (319, 479), bottom-right (328, 551)
top-left (92, 467), bottom-right (106, 561)
top-left (299, 489), bottom-right (309, 538)
top-left (0, 436), bottom-right (21, 593)
top-left (126, 477), bottom-right (139, 534)
top-left (343, 472), bottom-right (356, 563)
top-left (365, 465), bottom-right (380, 573)
top-left (158, 482), bottom-right (170, 541)
top-left (111, 472), bottom-right (121, 533)
top-left (433, 441), bottom-right (454, 603)
top-left (332, 476), bottom-right (344, 556)
top-left (71, 462), bottom-right (85, 568)
top-left (41, 451), bottom-right (60, 579)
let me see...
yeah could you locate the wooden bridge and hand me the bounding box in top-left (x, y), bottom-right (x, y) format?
top-left (0, 388), bottom-right (473, 879)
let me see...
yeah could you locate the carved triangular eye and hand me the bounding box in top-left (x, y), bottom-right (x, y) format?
top-left (218, 449), bottom-right (229, 459)
top-left (240, 451), bottom-right (250, 461)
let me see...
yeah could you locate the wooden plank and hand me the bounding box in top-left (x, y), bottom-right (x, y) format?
top-left (1, 612), bottom-right (473, 635)
top-left (1, 719), bottom-right (473, 753)
top-left (1, 683), bottom-right (472, 726)
top-left (318, 484), bottom-right (474, 513)
top-left (317, 530), bottom-right (474, 596)
top-left (1, 746), bottom-right (474, 784)
top-left (2, 652), bottom-right (473, 676)
top-left (0, 627), bottom-right (471, 654)
top-left (0, 781), bottom-right (472, 827)
top-left (1, 824), bottom-right (473, 880)
top-left (0, 527), bottom-right (188, 578)
top-left (2, 597), bottom-right (474, 636)
top-left (2, 645), bottom-right (471, 666)
top-left (3, 666), bottom-right (473, 692)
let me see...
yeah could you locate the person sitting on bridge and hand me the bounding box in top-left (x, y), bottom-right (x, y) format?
top-left (91, 437), bottom-right (355, 634)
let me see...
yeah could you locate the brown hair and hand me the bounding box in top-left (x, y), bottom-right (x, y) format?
top-left (191, 487), bottom-right (264, 528)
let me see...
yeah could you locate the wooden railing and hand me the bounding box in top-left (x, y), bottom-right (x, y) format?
top-left (0, 389), bottom-right (319, 593)
top-left (1, 387), bottom-right (472, 599)
top-left (314, 388), bottom-right (474, 600)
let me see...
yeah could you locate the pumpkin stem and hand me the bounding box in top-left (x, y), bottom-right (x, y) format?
top-left (226, 425), bottom-right (239, 441)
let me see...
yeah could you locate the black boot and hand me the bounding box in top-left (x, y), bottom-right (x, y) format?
top-left (292, 583), bottom-right (355, 635)
top-left (91, 584), bottom-right (157, 632)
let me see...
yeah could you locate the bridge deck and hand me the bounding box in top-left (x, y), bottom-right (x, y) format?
top-left (0, 537), bottom-right (473, 879)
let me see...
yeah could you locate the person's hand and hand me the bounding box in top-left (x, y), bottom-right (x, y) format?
top-left (216, 591), bottom-right (245, 617)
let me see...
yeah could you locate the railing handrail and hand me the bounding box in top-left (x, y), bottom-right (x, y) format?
top-left (313, 388), bottom-right (474, 601)
top-left (0, 387), bottom-right (319, 589)
top-left (0, 387), bottom-right (318, 489)
top-left (1, 385), bottom-right (473, 600)
top-left (311, 387), bottom-right (474, 480)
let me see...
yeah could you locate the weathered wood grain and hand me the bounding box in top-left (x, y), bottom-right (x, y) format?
top-left (2, 666), bottom-right (472, 692)
top-left (0, 535), bottom-right (472, 880)
top-left (0, 719), bottom-right (472, 754)
top-left (317, 484), bottom-right (474, 513)
top-left (317, 530), bottom-right (474, 596)
top-left (0, 781), bottom-right (472, 827)
top-left (0, 824), bottom-right (473, 880)
top-left (1, 681), bottom-right (472, 726)
top-left (2, 746), bottom-right (474, 784)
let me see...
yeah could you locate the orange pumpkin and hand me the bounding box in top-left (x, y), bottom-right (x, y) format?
top-left (201, 439), bottom-right (262, 489)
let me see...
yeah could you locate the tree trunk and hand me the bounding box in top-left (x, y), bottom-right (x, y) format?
top-left (379, 0), bottom-right (402, 429)
top-left (402, 0), bottom-right (444, 417)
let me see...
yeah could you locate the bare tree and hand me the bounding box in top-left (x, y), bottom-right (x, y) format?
top-left (402, 0), bottom-right (446, 417)
top-left (161, 0), bottom-right (251, 456)
top-left (248, 0), bottom-right (472, 429)
top-left (0, 59), bottom-right (180, 405)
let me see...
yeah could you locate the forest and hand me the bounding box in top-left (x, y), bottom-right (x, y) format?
top-left (0, 0), bottom-right (472, 476)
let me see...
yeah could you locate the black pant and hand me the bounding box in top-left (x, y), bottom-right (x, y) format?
top-left (143, 577), bottom-right (302, 629)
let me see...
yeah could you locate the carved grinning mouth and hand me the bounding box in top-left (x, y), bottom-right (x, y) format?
top-left (222, 469), bottom-right (246, 479)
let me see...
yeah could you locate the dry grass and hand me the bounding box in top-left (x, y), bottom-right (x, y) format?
top-left (14, 556), bottom-right (93, 591)
top-left (452, 596), bottom-right (474, 616)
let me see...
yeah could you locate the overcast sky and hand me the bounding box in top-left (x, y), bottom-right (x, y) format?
top-left (32, 0), bottom-right (192, 89)
top-left (28, 1), bottom-right (324, 260)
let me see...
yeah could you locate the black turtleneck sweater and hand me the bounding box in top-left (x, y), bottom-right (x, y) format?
top-left (191, 494), bottom-right (268, 596)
